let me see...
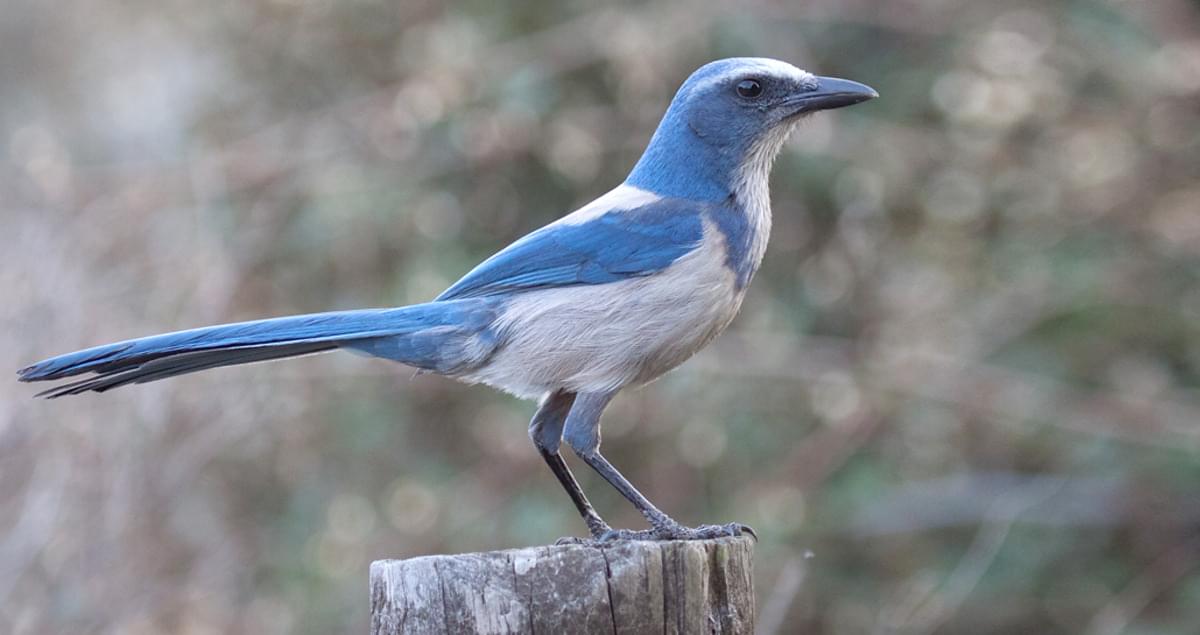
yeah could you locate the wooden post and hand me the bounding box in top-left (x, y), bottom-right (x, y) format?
top-left (370, 536), bottom-right (755, 634)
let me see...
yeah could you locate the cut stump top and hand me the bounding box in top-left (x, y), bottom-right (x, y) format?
top-left (370, 536), bottom-right (755, 634)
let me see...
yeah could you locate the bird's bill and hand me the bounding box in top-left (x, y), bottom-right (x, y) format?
top-left (780, 76), bottom-right (878, 118)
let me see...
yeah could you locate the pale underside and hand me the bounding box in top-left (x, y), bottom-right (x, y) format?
top-left (462, 220), bottom-right (745, 398)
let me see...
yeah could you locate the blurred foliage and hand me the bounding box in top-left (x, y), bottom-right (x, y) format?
top-left (3, 0), bottom-right (1200, 633)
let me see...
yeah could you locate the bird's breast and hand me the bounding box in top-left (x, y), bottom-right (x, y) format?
top-left (467, 222), bottom-right (746, 398)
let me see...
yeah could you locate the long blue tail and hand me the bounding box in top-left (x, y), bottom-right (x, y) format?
top-left (18, 299), bottom-right (499, 398)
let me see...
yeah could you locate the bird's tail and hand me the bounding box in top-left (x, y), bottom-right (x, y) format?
top-left (18, 299), bottom-right (500, 398)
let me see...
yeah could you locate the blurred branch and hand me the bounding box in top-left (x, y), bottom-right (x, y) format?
top-left (752, 0), bottom-right (959, 36)
top-left (757, 553), bottom-right (810, 635)
top-left (787, 406), bottom-right (885, 492)
top-left (1086, 536), bottom-right (1200, 635)
top-left (850, 473), bottom-right (1150, 535)
top-left (0, 445), bottom-right (67, 603)
top-left (875, 480), bottom-right (1064, 634)
top-left (7, 4), bottom-right (712, 204)
top-left (699, 332), bottom-right (1200, 451)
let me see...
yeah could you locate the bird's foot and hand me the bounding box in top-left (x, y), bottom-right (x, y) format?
top-left (648, 520), bottom-right (756, 542)
top-left (555, 517), bottom-right (756, 545)
top-left (590, 521), bottom-right (756, 543)
top-left (597, 528), bottom-right (660, 542)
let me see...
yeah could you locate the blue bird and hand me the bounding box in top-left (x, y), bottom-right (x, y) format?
top-left (19, 58), bottom-right (876, 541)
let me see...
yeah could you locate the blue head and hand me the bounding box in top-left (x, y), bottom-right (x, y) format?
top-left (626, 58), bottom-right (877, 202)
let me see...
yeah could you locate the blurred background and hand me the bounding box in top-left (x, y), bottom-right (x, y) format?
top-left (3, 0), bottom-right (1199, 633)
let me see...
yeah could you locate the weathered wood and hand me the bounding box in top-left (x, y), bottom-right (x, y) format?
top-left (370, 536), bottom-right (755, 634)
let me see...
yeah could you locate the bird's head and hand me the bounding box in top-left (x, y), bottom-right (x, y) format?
top-left (626, 57), bottom-right (877, 202)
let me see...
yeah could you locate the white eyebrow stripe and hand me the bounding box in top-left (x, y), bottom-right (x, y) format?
top-left (686, 59), bottom-right (815, 97)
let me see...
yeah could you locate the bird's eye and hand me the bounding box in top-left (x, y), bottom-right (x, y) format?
top-left (736, 78), bottom-right (763, 99)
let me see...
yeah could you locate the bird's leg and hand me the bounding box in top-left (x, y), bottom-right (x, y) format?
top-left (529, 390), bottom-right (612, 540)
top-left (563, 392), bottom-right (754, 542)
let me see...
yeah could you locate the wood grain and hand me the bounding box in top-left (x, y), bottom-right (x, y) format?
top-left (370, 536), bottom-right (755, 634)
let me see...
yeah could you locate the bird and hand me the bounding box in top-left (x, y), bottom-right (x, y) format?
top-left (18, 57), bottom-right (876, 542)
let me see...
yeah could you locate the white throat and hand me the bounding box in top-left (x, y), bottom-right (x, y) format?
top-left (730, 120), bottom-right (801, 273)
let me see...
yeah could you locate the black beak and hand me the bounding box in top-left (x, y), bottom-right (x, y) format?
top-left (781, 76), bottom-right (878, 117)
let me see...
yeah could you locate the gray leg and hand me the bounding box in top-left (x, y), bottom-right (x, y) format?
top-left (529, 390), bottom-right (611, 538)
top-left (563, 391), bottom-right (754, 542)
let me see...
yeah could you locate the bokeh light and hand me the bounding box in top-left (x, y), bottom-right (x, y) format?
top-left (2, 1), bottom-right (1199, 633)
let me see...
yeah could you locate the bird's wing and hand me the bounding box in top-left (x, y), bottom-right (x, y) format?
top-left (436, 195), bottom-right (706, 301)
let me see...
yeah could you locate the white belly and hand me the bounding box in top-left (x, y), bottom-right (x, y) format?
top-left (463, 226), bottom-right (744, 399)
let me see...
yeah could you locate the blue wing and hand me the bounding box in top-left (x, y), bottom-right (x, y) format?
top-left (436, 197), bottom-right (705, 301)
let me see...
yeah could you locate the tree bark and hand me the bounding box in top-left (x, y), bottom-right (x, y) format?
top-left (370, 536), bottom-right (755, 634)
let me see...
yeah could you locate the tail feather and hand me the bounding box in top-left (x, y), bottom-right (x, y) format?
top-left (19, 308), bottom-right (408, 382)
top-left (19, 300), bottom-right (500, 397)
top-left (34, 341), bottom-right (337, 398)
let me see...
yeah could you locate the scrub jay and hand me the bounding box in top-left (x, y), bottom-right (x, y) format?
top-left (19, 58), bottom-right (876, 541)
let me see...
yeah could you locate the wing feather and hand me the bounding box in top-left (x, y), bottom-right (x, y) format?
top-left (437, 198), bottom-right (706, 300)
